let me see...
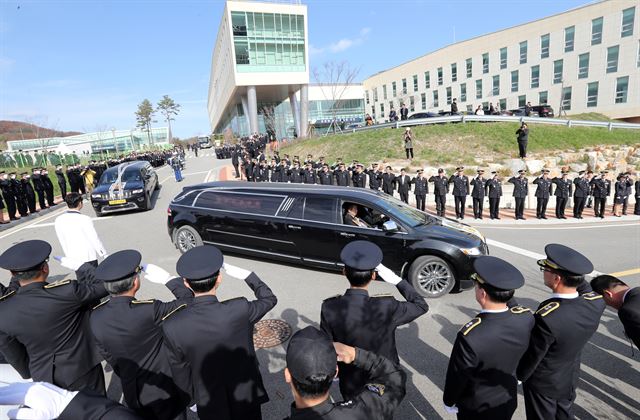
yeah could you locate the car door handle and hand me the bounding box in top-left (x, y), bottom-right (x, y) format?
top-left (340, 232), bottom-right (356, 238)
top-left (287, 225), bottom-right (302, 230)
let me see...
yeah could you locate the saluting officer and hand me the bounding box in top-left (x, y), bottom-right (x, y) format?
top-left (21, 172), bottom-right (38, 214)
top-left (552, 171), bottom-right (571, 219)
top-left (590, 171), bottom-right (609, 219)
top-left (443, 256), bottom-right (534, 419)
top-left (381, 166), bottom-right (396, 195)
top-left (470, 169), bottom-right (486, 219)
top-left (0, 171), bottom-right (18, 220)
top-left (429, 168), bottom-right (449, 217)
top-left (334, 163), bottom-right (350, 187)
top-left (573, 171), bottom-right (590, 219)
top-left (302, 162), bottom-right (317, 184)
top-left (449, 167), bottom-right (470, 220)
top-left (31, 168), bottom-right (48, 209)
top-left (289, 161), bottom-right (303, 184)
top-left (89, 251), bottom-right (192, 420)
top-left (533, 169), bottom-right (552, 219)
top-left (162, 245), bottom-right (277, 420)
top-left (0, 240), bottom-right (109, 394)
top-left (365, 163), bottom-right (383, 191)
top-left (318, 164), bottom-right (334, 185)
top-left (351, 164), bottom-right (367, 188)
top-left (508, 170), bottom-right (528, 220)
top-left (517, 244), bottom-right (605, 420)
top-left (411, 170), bottom-right (428, 211)
top-left (320, 241), bottom-right (428, 399)
top-left (487, 171), bottom-right (502, 220)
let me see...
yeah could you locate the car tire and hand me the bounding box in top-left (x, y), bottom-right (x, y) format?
top-left (94, 210), bottom-right (103, 217)
top-left (408, 255), bottom-right (455, 298)
top-left (143, 193), bottom-right (152, 211)
top-left (174, 225), bottom-right (203, 253)
top-left (154, 176), bottom-right (160, 191)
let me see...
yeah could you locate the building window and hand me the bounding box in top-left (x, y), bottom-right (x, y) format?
top-left (466, 104), bottom-right (473, 112)
top-left (622, 7), bottom-right (635, 37)
top-left (561, 86), bottom-right (572, 111)
top-left (539, 91), bottom-right (548, 104)
top-left (433, 90), bottom-right (439, 107)
top-left (578, 53), bottom-right (590, 79)
top-left (540, 34), bottom-right (550, 58)
top-left (615, 76), bottom-right (629, 103)
top-left (518, 95), bottom-right (526, 107)
top-left (380, 103), bottom-right (385, 117)
top-left (460, 83), bottom-right (467, 102)
top-left (592, 17), bottom-right (603, 45)
top-left (389, 101), bottom-right (394, 111)
top-left (424, 72), bottom-right (431, 89)
top-left (519, 41), bottom-right (527, 64)
top-left (500, 47), bottom-right (507, 69)
top-left (437, 67), bottom-right (443, 85)
top-left (511, 70), bottom-right (519, 92)
top-left (482, 53), bottom-right (489, 73)
top-left (492, 75), bottom-right (500, 96)
top-left (451, 63), bottom-right (457, 82)
top-left (586, 82), bottom-right (599, 107)
top-left (409, 96), bottom-right (415, 112)
top-left (365, 91), bottom-right (370, 105)
top-left (392, 81), bottom-right (397, 97)
top-left (382, 85), bottom-right (387, 100)
top-left (531, 65), bottom-right (540, 88)
top-left (446, 87), bottom-right (452, 105)
top-left (553, 59), bottom-right (563, 84)
top-left (466, 58), bottom-right (472, 78)
top-left (421, 93), bottom-right (427, 110)
top-left (371, 105), bottom-right (375, 118)
top-left (402, 78), bottom-right (407, 94)
top-left (412, 75), bottom-right (418, 92)
top-left (499, 98), bottom-right (507, 111)
top-left (373, 87), bottom-right (378, 102)
top-left (475, 79), bottom-right (482, 99)
top-left (564, 26), bottom-right (575, 52)
top-left (606, 45), bottom-right (619, 73)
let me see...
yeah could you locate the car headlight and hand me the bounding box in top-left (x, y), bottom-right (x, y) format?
top-left (131, 189), bottom-right (144, 194)
top-left (91, 194), bottom-right (101, 199)
top-left (461, 247), bottom-right (482, 256)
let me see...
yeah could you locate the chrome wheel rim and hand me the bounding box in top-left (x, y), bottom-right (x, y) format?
top-left (177, 230), bottom-right (197, 252)
top-left (417, 262), bottom-right (452, 295)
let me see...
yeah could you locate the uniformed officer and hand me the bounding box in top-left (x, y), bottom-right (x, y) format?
top-left (351, 164), bottom-right (366, 188)
top-left (411, 170), bottom-right (428, 211)
top-left (334, 163), bottom-right (350, 187)
top-left (396, 168), bottom-right (411, 203)
top-left (302, 162), bottom-right (317, 184)
top-left (89, 250), bottom-right (192, 420)
top-left (289, 161), bottom-right (303, 183)
top-left (573, 171), bottom-right (590, 219)
top-left (589, 171), bottom-right (609, 219)
top-left (449, 167), bottom-right (470, 219)
top-left (635, 174), bottom-right (640, 216)
top-left (443, 256), bottom-right (534, 419)
top-left (470, 169), bottom-right (486, 219)
top-left (517, 244), bottom-right (605, 420)
top-left (381, 166), bottom-right (396, 195)
top-left (0, 240), bottom-right (108, 394)
top-left (487, 171), bottom-right (502, 220)
top-left (21, 172), bottom-right (38, 214)
top-left (552, 171), bottom-right (571, 219)
top-left (508, 170), bottom-right (528, 220)
top-left (429, 168), bottom-right (449, 216)
top-left (31, 168), bottom-right (48, 210)
top-left (10, 172), bottom-right (28, 218)
top-left (0, 171), bottom-right (18, 221)
top-left (41, 168), bottom-right (55, 207)
top-left (318, 164), bottom-right (333, 185)
top-left (590, 275), bottom-right (640, 351)
top-left (162, 245), bottom-right (277, 420)
top-left (365, 163), bottom-right (383, 191)
top-left (320, 241), bottom-right (428, 399)
top-left (284, 327), bottom-right (407, 420)
top-left (533, 169), bottom-right (552, 219)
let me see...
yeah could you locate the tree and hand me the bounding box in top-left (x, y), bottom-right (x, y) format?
top-left (135, 99), bottom-right (155, 145)
top-left (312, 61), bottom-right (360, 135)
top-left (157, 95), bottom-right (181, 141)
top-left (25, 116), bottom-right (60, 165)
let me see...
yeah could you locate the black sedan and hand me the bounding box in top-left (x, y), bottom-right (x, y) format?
top-left (91, 161), bottom-right (159, 216)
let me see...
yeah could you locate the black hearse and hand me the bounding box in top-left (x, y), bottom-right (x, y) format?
top-left (167, 182), bottom-right (488, 298)
top-left (91, 161), bottom-right (159, 216)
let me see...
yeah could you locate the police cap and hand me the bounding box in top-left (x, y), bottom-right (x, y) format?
top-left (518, 169), bottom-right (526, 174)
top-left (537, 243), bottom-right (594, 275)
top-left (340, 240), bottom-right (383, 271)
top-left (473, 256), bottom-right (524, 290)
top-left (177, 245), bottom-right (223, 280)
top-left (0, 240), bottom-right (51, 272)
top-left (95, 250), bottom-right (141, 282)
top-left (286, 326), bottom-right (337, 385)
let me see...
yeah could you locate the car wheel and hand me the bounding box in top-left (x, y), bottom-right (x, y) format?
top-left (174, 225), bottom-right (203, 253)
top-left (408, 255), bottom-right (455, 298)
top-left (94, 210), bottom-right (103, 217)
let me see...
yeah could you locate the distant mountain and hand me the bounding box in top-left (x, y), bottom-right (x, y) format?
top-left (0, 120), bottom-right (83, 149)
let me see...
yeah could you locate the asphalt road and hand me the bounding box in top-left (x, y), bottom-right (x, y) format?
top-left (1, 152), bottom-right (638, 420)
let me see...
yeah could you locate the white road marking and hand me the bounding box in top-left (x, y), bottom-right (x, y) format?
top-left (0, 207), bottom-right (70, 239)
top-left (162, 170), bottom-right (210, 184)
top-left (24, 216), bottom-right (113, 229)
top-left (486, 238), bottom-right (546, 260)
top-left (480, 222), bottom-right (640, 230)
top-left (204, 169), bottom-right (212, 183)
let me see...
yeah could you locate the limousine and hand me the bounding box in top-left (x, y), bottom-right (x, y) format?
top-left (167, 182), bottom-right (489, 298)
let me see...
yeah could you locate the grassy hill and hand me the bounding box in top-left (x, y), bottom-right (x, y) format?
top-left (0, 120), bottom-right (82, 149)
top-left (279, 120), bottom-right (639, 167)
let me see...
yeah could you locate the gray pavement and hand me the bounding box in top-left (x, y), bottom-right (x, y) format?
top-left (1, 152), bottom-right (638, 419)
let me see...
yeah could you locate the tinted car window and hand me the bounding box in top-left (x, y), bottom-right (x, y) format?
top-left (100, 168), bottom-right (143, 184)
top-left (285, 197), bottom-right (304, 219)
top-left (304, 197), bottom-right (337, 223)
top-left (196, 191), bottom-right (284, 216)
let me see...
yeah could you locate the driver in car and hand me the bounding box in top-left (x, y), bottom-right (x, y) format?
top-left (343, 203), bottom-right (371, 228)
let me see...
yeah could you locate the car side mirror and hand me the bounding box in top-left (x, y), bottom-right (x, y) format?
top-left (382, 220), bottom-right (398, 232)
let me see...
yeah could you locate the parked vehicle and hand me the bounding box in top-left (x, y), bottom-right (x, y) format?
top-left (91, 161), bottom-right (159, 216)
top-left (407, 112), bottom-right (439, 119)
top-left (509, 107), bottom-right (540, 117)
top-left (531, 104), bottom-right (554, 117)
top-left (167, 182), bottom-right (488, 298)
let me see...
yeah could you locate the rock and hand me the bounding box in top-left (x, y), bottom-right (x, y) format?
top-left (559, 152), bottom-right (582, 163)
top-left (586, 151), bottom-right (598, 171)
top-left (595, 159), bottom-right (609, 171)
top-left (488, 163), bottom-right (505, 173)
top-left (525, 159), bottom-right (546, 174)
top-left (544, 157), bottom-right (559, 168)
top-left (505, 159), bottom-right (526, 175)
top-left (569, 163), bottom-right (588, 172)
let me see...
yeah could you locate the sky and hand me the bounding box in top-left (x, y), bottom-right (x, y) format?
top-left (0, 0), bottom-right (592, 138)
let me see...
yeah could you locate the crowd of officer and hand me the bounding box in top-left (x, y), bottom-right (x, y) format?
top-left (0, 233), bottom-right (638, 419)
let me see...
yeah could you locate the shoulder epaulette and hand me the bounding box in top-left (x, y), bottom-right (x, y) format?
top-left (44, 279), bottom-right (71, 289)
top-left (510, 305), bottom-right (532, 314)
top-left (460, 317), bottom-right (481, 336)
top-left (0, 290), bottom-right (16, 301)
top-left (372, 293), bottom-right (393, 298)
top-left (161, 303), bottom-right (187, 321)
top-left (92, 299), bottom-right (110, 310)
top-left (536, 301), bottom-right (560, 317)
top-left (323, 294), bottom-right (341, 301)
top-left (365, 383), bottom-right (386, 396)
top-left (132, 299), bottom-right (155, 304)
top-left (582, 292), bottom-right (603, 301)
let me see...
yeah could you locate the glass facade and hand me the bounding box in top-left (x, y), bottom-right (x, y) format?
top-left (231, 11), bottom-right (306, 73)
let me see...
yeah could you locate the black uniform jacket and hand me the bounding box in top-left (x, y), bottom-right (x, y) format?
top-left (286, 348), bottom-right (407, 420)
top-left (443, 307), bottom-right (534, 413)
top-left (508, 177), bottom-right (528, 198)
top-left (0, 270), bottom-right (108, 389)
top-left (552, 178), bottom-right (572, 198)
top-left (487, 179), bottom-right (502, 198)
top-left (162, 273), bottom-right (277, 420)
top-left (470, 177), bottom-right (486, 198)
top-left (395, 175), bottom-right (411, 194)
top-left (619, 287), bottom-right (640, 350)
top-left (89, 278), bottom-right (193, 418)
top-left (533, 177), bottom-right (553, 198)
top-left (429, 176), bottom-right (449, 195)
top-left (59, 391), bottom-right (141, 420)
top-left (412, 177), bottom-right (428, 195)
top-left (516, 292), bottom-right (605, 399)
top-left (449, 175), bottom-right (470, 196)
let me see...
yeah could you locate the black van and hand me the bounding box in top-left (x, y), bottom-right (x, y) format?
top-left (91, 161), bottom-right (159, 216)
top-left (167, 182), bottom-right (488, 298)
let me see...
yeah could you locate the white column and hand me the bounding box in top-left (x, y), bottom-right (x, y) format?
top-left (247, 85), bottom-right (259, 134)
top-left (289, 89), bottom-right (300, 137)
top-left (299, 84), bottom-right (309, 138)
top-left (240, 95), bottom-right (250, 135)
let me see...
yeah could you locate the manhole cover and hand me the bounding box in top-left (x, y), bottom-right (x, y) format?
top-left (253, 319), bottom-right (292, 349)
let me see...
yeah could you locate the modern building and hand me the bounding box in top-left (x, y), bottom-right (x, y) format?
top-left (363, 0), bottom-right (639, 122)
top-left (208, 0), bottom-right (310, 138)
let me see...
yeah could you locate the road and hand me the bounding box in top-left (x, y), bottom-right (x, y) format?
top-left (1, 151), bottom-right (638, 420)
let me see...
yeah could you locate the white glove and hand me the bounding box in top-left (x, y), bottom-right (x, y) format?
top-left (375, 264), bottom-right (402, 285)
top-left (0, 382), bottom-right (77, 419)
top-left (222, 263), bottom-right (251, 280)
top-left (142, 264), bottom-right (172, 285)
top-left (189, 404), bottom-right (198, 412)
top-left (53, 256), bottom-right (83, 271)
top-left (444, 404), bottom-right (459, 414)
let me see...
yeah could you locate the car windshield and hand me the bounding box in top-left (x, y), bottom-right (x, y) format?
top-left (99, 168), bottom-right (142, 184)
top-left (375, 194), bottom-right (432, 227)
